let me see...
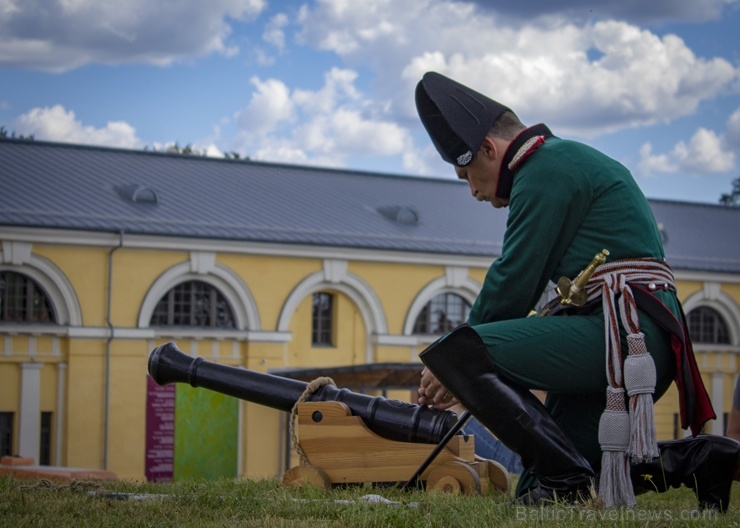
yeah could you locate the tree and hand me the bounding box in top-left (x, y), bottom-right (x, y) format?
top-left (0, 126), bottom-right (34, 140)
top-left (144, 142), bottom-right (206, 156)
top-left (144, 142), bottom-right (249, 160)
top-left (165, 142), bottom-right (202, 155)
top-left (719, 176), bottom-right (740, 206)
top-left (223, 151), bottom-right (250, 160)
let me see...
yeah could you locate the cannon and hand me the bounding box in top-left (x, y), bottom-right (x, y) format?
top-left (148, 342), bottom-right (510, 494)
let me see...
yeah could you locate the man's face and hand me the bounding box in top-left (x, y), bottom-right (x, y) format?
top-left (454, 138), bottom-right (510, 208)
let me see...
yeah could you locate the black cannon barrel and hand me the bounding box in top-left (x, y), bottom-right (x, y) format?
top-left (148, 342), bottom-right (458, 445)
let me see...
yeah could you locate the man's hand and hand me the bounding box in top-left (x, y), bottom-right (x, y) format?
top-left (418, 367), bottom-right (459, 409)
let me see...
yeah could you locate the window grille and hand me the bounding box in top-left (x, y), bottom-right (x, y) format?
top-left (312, 292), bottom-right (333, 346)
top-left (413, 293), bottom-right (471, 335)
top-left (150, 280), bottom-right (235, 328)
top-left (0, 271), bottom-right (55, 323)
top-left (687, 306), bottom-right (730, 344)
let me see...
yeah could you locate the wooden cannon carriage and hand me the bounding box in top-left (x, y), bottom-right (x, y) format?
top-left (148, 343), bottom-right (510, 495)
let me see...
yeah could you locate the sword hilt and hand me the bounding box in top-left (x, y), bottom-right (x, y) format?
top-left (556, 249), bottom-right (609, 307)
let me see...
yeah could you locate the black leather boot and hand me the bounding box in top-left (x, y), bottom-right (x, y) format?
top-left (420, 324), bottom-right (595, 504)
top-left (631, 434), bottom-right (739, 513)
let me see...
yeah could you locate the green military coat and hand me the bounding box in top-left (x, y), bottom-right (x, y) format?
top-left (466, 132), bottom-right (680, 490)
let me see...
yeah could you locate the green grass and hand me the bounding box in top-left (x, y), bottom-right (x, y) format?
top-left (1, 476), bottom-right (738, 527)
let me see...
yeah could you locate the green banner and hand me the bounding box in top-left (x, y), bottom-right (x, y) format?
top-left (174, 384), bottom-right (238, 480)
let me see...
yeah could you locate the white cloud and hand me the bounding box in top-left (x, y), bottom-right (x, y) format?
top-left (638, 143), bottom-right (675, 174)
top-left (293, 68), bottom-right (361, 113)
top-left (295, 108), bottom-right (407, 155)
top-left (252, 145), bottom-right (339, 169)
top-left (12, 105), bottom-right (143, 148)
top-left (638, 127), bottom-right (735, 176)
top-left (0, 0), bottom-right (20, 17)
top-left (263, 13), bottom-right (289, 52)
top-left (253, 12), bottom-right (290, 65)
top-left (469, 0), bottom-right (736, 24)
top-left (233, 67), bottom-right (411, 167)
top-left (726, 107), bottom-right (740, 149)
top-left (221, 0), bottom-right (740, 174)
top-left (7, 0), bottom-right (735, 183)
top-left (0, 0), bottom-right (266, 71)
top-left (401, 142), bottom-right (450, 177)
top-left (236, 77), bottom-right (296, 135)
top-left (298, 1), bottom-right (739, 138)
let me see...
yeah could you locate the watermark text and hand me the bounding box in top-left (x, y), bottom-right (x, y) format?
top-left (515, 505), bottom-right (718, 523)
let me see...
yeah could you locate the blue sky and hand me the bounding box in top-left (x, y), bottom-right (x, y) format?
top-left (1, 0), bottom-right (739, 205)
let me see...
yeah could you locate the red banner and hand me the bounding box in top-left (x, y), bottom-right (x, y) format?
top-left (144, 376), bottom-right (175, 482)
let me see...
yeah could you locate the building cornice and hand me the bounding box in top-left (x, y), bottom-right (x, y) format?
top-left (4, 226), bottom-right (739, 280)
top-left (0, 323), bottom-right (293, 342)
top-left (0, 226), bottom-right (496, 268)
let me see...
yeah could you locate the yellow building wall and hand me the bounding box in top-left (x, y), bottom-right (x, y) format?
top-left (651, 277), bottom-right (739, 441)
top-left (219, 254), bottom-right (320, 329)
top-left (0, 363), bottom-right (19, 456)
top-left (33, 245), bottom-right (110, 327)
top-left (65, 339), bottom-right (107, 469)
top-left (724, 283), bottom-right (740, 301)
top-left (106, 339), bottom-right (150, 480)
top-left (0, 363), bottom-right (20, 411)
top-left (1, 238), bottom-right (738, 484)
top-left (350, 261), bottom-right (445, 335)
top-left (242, 341), bottom-right (290, 479)
top-left (111, 250), bottom-right (189, 326)
top-left (287, 292), bottom-right (365, 367)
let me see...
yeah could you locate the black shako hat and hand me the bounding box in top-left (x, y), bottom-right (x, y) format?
top-left (415, 72), bottom-right (510, 167)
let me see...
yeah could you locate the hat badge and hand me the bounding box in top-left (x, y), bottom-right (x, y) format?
top-left (456, 151), bottom-right (473, 166)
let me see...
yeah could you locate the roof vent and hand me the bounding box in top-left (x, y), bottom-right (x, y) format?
top-left (658, 223), bottom-right (668, 244)
top-left (115, 184), bottom-right (160, 205)
top-left (377, 205), bottom-right (420, 225)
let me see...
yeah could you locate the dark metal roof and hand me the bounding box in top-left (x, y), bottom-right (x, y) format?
top-left (648, 200), bottom-right (740, 273)
top-left (1, 138), bottom-right (738, 272)
top-left (0, 138), bottom-right (506, 256)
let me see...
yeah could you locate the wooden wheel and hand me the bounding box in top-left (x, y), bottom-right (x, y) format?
top-left (281, 465), bottom-right (331, 489)
top-left (426, 461), bottom-right (482, 495)
top-left (480, 458), bottom-right (511, 494)
top-left (429, 475), bottom-right (461, 494)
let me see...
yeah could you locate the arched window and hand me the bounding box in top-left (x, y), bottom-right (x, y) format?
top-left (150, 280), bottom-right (235, 328)
top-left (0, 271), bottom-right (55, 323)
top-left (413, 293), bottom-right (471, 335)
top-left (687, 306), bottom-right (730, 344)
